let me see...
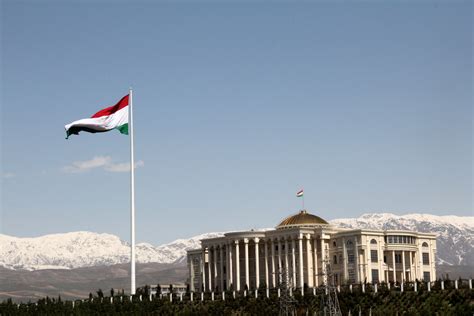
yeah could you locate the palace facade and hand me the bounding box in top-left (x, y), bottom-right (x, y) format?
top-left (187, 210), bottom-right (436, 292)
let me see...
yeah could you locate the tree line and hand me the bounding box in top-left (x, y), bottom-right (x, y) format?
top-left (0, 286), bottom-right (472, 315)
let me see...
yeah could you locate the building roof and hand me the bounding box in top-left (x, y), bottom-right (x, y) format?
top-left (276, 210), bottom-right (329, 229)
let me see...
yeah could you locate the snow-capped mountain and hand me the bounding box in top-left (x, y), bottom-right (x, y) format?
top-left (0, 231), bottom-right (224, 271)
top-left (330, 213), bottom-right (474, 266)
top-left (1, 213), bottom-right (472, 270)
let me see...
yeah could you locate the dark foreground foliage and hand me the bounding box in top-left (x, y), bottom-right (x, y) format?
top-left (0, 289), bottom-right (473, 315)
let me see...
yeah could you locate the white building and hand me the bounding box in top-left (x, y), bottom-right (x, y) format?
top-left (187, 210), bottom-right (436, 292)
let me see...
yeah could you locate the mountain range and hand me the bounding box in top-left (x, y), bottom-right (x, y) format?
top-left (1, 212), bottom-right (473, 271)
top-left (0, 231), bottom-right (224, 271)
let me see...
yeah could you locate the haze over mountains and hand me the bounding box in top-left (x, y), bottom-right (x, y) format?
top-left (1, 212), bottom-right (473, 271)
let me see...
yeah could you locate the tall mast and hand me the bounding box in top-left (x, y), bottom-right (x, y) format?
top-left (129, 87), bottom-right (136, 295)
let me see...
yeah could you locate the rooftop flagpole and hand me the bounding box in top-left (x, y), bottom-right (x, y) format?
top-left (302, 190), bottom-right (304, 210)
top-left (129, 87), bottom-right (136, 295)
top-left (296, 188), bottom-right (304, 210)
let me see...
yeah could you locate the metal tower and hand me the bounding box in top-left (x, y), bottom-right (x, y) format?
top-left (320, 252), bottom-right (342, 316)
top-left (276, 266), bottom-right (297, 316)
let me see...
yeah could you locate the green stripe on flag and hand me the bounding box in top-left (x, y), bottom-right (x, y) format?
top-left (116, 123), bottom-right (129, 135)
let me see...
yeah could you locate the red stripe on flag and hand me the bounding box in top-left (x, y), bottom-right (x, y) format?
top-left (91, 95), bottom-right (129, 118)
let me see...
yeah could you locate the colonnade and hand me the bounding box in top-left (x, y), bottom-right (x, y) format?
top-left (384, 249), bottom-right (433, 282)
top-left (202, 234), bottom-right (327, 293)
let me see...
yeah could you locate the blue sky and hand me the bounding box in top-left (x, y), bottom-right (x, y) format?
top-left (1, 1), bottom-right (472, 245)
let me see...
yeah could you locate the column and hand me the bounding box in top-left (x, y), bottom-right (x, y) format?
top-left (200, 256), bottom-right (204, 292)
top-left (354, 239), bottom-right (359, 283)
top-left (298, 236), bottom-right (304, 290)
top-left (402, 250), bottom-right (406, 283)
top-left (418, 242), bottom-right (423, 280)
top-left (306, 234), bottom-right (313, 287)
top-left (365, 239), bottom-right (370, 283)
top-left (244, 238), bottom-right (249, 290)
top-left (378, 237), bottom-right (384, 282)
top-left (213, 247), bottom-right (218, 291)
top-left (409, 251), bottom-right (413, 281)
top-left (271, 239), bottom-right (276, 287)
top-left (392, 250), bottom-right (396, 283)
top-left (208, 248), bottom-right (212, 291)
top-left (228, 243), bottom-right (233, 288)
top-left (365, 249), bottom-right (370, 283)
top-left (278, 239), bottom-right (282, 283)
top-left (264, 239), bottom-right (269, 289)
top-left (366, 248), bottom-right (370, 283)
top-left (220, 246), bottom-right (224, 291)
top-left (429, 242), bottom-right (435, 281)
top-left (255, 238), bottom-right (260, 289)
top-left (190, 258), bottom-right (195, 291)
top-left (320, 238), bottom-right (327, 285)
top-left (202, 249), bottom-right (207, 292)
top-left (342, 238), bottom-right (348, 282)
top-left (235, 240), bottom-right (240, 291)
top-left (313, 238), bottom-right (319, 286)
top-left (291, 239), bottom-right (296, 287)
top-left (415, 251), bottom-right (419, 280)
top-left (207, 248), bottom-right (215, 292)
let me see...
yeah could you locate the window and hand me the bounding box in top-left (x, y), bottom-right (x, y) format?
top-left (348, 269), bottom-right (356, 283)
top-left (370, 239), bottom-right (377, 245)
top-left (395, 254), bottom-right (402, 263)
top-left (347, 251), bottom-right (355, 264)
top-left (371, 269), bottom-right (379, 283)
top-left (347, 240), bottom-right (353, 247)
top-left (384, 255), bottom-right (387, 263)
top-left (333, 255), bottom-right (338, 264)
top-left (333, 241), bottom-right (337, 247)
top-left (422, 253), bottom-right (430, 265)
top-left (422, 242), bottom-right (429, 247)
top-left (371, 250), bottom-right (378, 262)
top-left (423, 272), bottom-right (431, 282)
top-left (386, 235), bottom-right (416, 244)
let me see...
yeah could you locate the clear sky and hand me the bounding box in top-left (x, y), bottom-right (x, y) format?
top-left (1, 1), bottom-right (472, 245)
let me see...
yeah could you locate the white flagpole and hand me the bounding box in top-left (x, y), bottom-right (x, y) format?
top-left (129, 87), bottom-right (136, 295)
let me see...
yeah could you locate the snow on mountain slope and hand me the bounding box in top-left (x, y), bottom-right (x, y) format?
top-left (330, 213), bottom-right (474, 266)
top-left (1, 212), bottom-right (472, 270)
top-left (0, 231), bottom-right (224, 270)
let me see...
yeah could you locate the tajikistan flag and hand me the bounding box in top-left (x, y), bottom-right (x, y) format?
top-left (65, 95), bottom-right (129, 139)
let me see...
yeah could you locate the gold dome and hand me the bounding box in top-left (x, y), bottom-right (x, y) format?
top-left (276, 210), bottom-right (328, 229)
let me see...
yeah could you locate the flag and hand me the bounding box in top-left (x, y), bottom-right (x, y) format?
top-left (296, 189), bottom-right (304, 197)
top-left (65, 95), bottom-right (129, 139)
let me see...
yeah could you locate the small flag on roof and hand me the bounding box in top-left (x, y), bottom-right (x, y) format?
top-left (296, 189), bottom-right (304, 197)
